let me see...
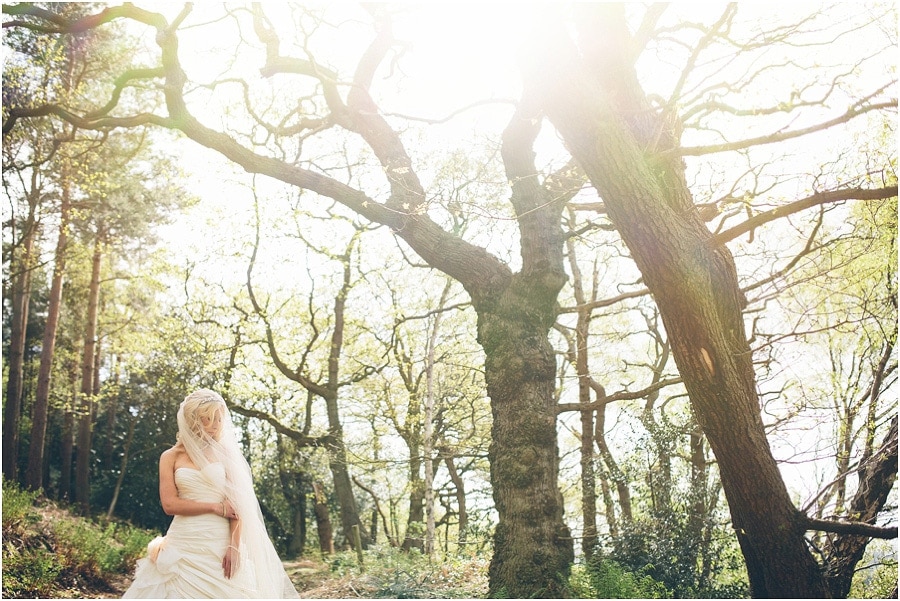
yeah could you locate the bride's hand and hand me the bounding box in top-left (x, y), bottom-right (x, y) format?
top-left (223, 545), bottom-right (240, 578)
top-left (221, 499), bottom-right (238, 520)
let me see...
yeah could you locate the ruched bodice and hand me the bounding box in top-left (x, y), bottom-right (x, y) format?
top-left (175, 464), bottom-right (226, 502)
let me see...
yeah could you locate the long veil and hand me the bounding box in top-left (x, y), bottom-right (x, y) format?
top-left (177, 389), bottom-right (298, 598)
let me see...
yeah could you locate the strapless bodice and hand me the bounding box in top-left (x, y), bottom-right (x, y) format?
top-left (175, 463), bottom-right (226, 503)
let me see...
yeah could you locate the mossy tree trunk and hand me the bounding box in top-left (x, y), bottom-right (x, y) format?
top-left (527, 6), bottom-right (829, 596)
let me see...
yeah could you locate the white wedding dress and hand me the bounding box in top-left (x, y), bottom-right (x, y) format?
top-left (124, 463), bottom-right (269, 598)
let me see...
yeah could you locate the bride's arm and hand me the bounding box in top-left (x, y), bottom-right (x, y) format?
top-left (223, 515), bottom-right (242, 578)
top-left (158, 449), bottom-right (229, 517)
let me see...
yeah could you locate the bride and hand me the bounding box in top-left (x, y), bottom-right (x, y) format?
top-left (124, 389), bottom-right (298, 598)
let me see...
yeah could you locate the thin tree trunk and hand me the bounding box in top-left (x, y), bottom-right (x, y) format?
top-left (75, 231), bottom-right (103, 514)
top-left (354, 475), bottom-right (397, 547)
top-left (688, 425), bottom-right (709, 588)
top-left (564, 220), bottom-right (599, 557)
top-left (422, 280), bottom-right (450, 556)
top-left (441, 452), bottom-right (468, 549)
top-left (595, 451), bottom-right (618, 539)
top-left (822, 417), bottom-right (898, 597)
top-left (3, 219), bottom-right (36, 484)
top-left (59, 370), bottom-right (78, 501)
top-left (595, 402), bottom-right (632, 525)
top-left (291, 491), bottom-right (307, 557)
top-left (26, 174), bottom-right (71, 492)
top-left (105, 412), bottom-right (136, 520)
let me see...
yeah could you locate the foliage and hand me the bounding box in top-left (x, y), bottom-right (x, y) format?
top-left (568, 558), bottom-right (671, 599)
top-left (1, 478), bottom-right (156, 599)
top-left (1, 478), bottom-right (59, 598)
top-left (323, 546), bottom-right (490, 598)
top-left (605, 512), bottom-right (749, 598)
top-left (847, 541), bottom-right (899, 600)
top-left (1, 476), bottom-right (40, 527)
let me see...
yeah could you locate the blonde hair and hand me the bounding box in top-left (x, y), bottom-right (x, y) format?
top-left (178, 388), bottom-right (226, 443)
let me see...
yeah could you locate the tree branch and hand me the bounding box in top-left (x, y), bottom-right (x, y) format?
top-left (802, 517), bottom-right (897, 539)
top-left (678, 100), bottom-right (896, 157)
top-left (227, 401), bottom-right (330, 448)
top-left (556, 376), bottom-right (683, 414)
top-left (713, 186), bottom-right (898, 245)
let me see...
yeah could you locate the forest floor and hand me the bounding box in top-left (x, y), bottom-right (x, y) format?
top-left (90, 554), bottom-right (485, 598)
top-left (3, 484), bottom-right (488, 599)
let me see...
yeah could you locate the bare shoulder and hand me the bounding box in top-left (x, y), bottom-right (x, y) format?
top-left (159, 445), bottom-right (184, 468)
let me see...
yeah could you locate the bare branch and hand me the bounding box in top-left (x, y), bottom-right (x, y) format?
top-left (556, 377), bottom-right (683, 414)
top-left (227, 400), bottom-right (329, 448)
top-left (713, 186), bottom-right (898, 245)
top-left (559, 288), bottom-right (651, 314)
top-left (678, 100), bottom-right (896, 157)
top-left (802, 517), bottom-right (897, 540)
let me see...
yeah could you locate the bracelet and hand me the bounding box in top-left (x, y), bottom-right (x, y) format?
top-left (221, 501), bottom-right (226, 518)
top-left (228, 545), bottom-right (239, 552)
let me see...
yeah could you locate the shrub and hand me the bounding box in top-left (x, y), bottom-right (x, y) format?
top-left (323, 545), bottom-right (489, 598)
top-left (1, 478), bottom-right (40, 529)
top-left (1, 546), bottom-right (61, 598)
top-left (54, 519), bottom-right (155, 577)
top-left (574, 557), bottom-right (671, 599)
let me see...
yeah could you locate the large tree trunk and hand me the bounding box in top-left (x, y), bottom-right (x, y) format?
top-left (480, 288), bottom-right (573, 597)
top-left (3, 218), bottom-right (36, 484)
top-left (25, 175), bottom-right (71, 492)
top-left (75, 231), bottom-right (103, 514)
top-left (531, 6), bottom-right (830, 596)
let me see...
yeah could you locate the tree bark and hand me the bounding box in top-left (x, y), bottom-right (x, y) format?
top-left (26, 172), bottom-right (71, 492)
top-left (312, 481), bottom-right (335, 554)
top-left (530, 6), bottom-right (830, 596)
top-left (441, 451), bottom-right (468, 548)
top-left (106, 411), bottom-right (136, 520)
top-left (3, 217), bottom-right (36, 484)
top-left (821, 416), bottom-right (898, 597)
top-left (75, 230), bottom-right (103, 514)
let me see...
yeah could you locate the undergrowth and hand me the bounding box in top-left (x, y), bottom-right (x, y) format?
top-left (1, 477), bottom-right (156, 599)
top-left (321, 545), bottom-right (490, 598)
